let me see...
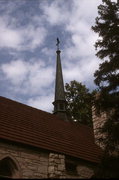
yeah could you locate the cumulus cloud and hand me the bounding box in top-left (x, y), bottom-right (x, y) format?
top-left (39, 0), bottom-right (101, 93)
top-left (0, 13), bottom-right (47, 51)
top-left (63, 56), bottom-right (99, 88)
top-left (0, 0), bottom-right (103, 112)
top-left (40, 0), bottom-right (101, 31)
top-left (1, 59), bottom-right (54, 95)
top-left (20, 25), bottom-right (47, 50)
top-left (40, 0), bottom-right (69, 25)
top-left (1, 60), bottom-right (28, 85)
top-left (40, 0), bottom-right (101, 75)
top-left (27, 94), bottom-right (54, 112)
top-left (0, 17), bottom-right (21, 49)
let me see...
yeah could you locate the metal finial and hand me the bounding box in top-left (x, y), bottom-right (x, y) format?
top-left (56, 37), bottom-right (60, 50)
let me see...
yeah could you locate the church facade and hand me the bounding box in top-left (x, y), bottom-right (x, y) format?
top-left (0, 43), bottom-right (102, 178)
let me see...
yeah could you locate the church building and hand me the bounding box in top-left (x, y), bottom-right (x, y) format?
top-left (0, 40), bottom-right (102, 178)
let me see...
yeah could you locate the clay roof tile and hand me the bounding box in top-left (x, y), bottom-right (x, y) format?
top-left (0, 96), bottom-right (102, 163)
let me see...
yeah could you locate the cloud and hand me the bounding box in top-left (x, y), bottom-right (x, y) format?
top-left (20, 25), bottom-right (47, 51)
top-left (0, 17), bottom-right (22, 49)
top-left (0, 0), bottom-right (103, 112)
top-left (0, 13), bottom-right (47, 51)
top-left (1, 60), bottom-right (28, 85)
top-left (63, 56), bottom-right (99, 89)
top-left (42, 0), bottom-right (102, 91)
top-left (27, 94), bottom-right (54, 112)
top-left (40, 0), bottom-right (69, 25)
top-left (0, 0), bottom-right (26, 15)
top-left (40, 0), bottom-right (101, 74)
top-left (40, 0), bottom-right (101, 28)
top-left (1, 59), bottom-right (54, 95)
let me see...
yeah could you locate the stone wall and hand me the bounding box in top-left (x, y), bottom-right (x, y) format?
top-left (48, 153), bottom-right (65, 178)
top-left (48, 153), bottom-right (94, 179)
top-left (0, 141), bottom-right (48, 178)
top-left (65, 160), bottom-right (94, 179)
top-left (0, 141), bottom-right (95, 179)
top-left (92, 105), bottom-right (119, 157)
top-left (77, 163), bottom-right (94, 178)
top-left (92, 106), bottom-right (108, 149)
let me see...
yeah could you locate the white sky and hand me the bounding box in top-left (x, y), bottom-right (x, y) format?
top-left (0, 0), bottom-right (102, 112)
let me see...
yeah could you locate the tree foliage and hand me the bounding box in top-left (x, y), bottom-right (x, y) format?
top-left (92, 0), bottom-right (119, 178)
top-left (65, 80), bottom-right (95, 126)
top-left (92, 0), bottom-right (119, 95)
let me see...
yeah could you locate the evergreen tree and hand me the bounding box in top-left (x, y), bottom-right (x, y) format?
top-left (92, 0), bottom-right (119, 178)
top-left (65, 80), bottom-right (95, 126)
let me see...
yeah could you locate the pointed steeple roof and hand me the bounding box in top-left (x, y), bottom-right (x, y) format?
top-left (55, 50), bottom-right (65, 101)
top-left (53, 38), bottom-right (68, 121)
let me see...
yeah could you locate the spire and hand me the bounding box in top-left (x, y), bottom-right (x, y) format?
top-left (53, 38), bottom-right (68, 121)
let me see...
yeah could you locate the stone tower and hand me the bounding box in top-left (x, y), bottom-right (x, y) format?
top-left (53, 38), bottom-right (68, 121)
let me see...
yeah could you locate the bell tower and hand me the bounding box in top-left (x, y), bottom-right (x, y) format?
top-left (53, 38), bottom-right (68, 121)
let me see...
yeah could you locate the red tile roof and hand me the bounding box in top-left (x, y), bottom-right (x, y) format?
top-left (0, 96), bottom-right (102, 163)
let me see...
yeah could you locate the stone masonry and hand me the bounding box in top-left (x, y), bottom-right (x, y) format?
top-left (0, 142), bottom-right (48, 178)
top-left (0, 141), bottom-right (95, 179)
top-left (92, 105), bottom-right (108, 149)
top-left (0, 142), bottom-right (66, 178)
top-left (65, 160), bottom-right (94, 179)
top-left (48, 153), bottom-right (65, 178)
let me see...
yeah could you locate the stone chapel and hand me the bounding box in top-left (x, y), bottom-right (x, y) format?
top-left (0, 41), bottom-right (103, 179)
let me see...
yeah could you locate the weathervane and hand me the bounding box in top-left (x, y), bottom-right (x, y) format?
top-left (56, 37), bottom-right (60, 50)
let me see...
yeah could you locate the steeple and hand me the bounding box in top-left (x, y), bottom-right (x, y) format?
top-left (53, 38), bottom-right (68, 121)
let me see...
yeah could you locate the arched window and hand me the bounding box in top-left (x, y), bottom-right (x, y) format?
top-left (0, 156), bottom-right (20, 178)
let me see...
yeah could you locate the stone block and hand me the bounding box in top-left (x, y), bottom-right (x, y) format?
top-left (24, 158), bottom-right (34, 164)
top-left (49, 173), bottom-right (55, 178)
top-left (49, 162), bottom-right (54, 166)
top-left (59, 155), bottom-right (64, 159)
top-left (34, 172), bottom-right (42, 176)
top-left (77, 165), bottom-right (94, 178)
top-left (40, 156), bottom-right (48, 162)
top-left (49, 153), bottom-right (55, 158)
top-left (48, 166), bottom-right (55, 173)
top-left (54, 158), bottom-right (61, 164)
top-left (34, 173), bottom-right (48, 178)
top-left (40, 161), bottom-right (48, 167)
top-left (0, 149), bottom-right (9, 155)
top-left (38, 165), bottom-right (48, 173)
top-left (60, 175), bottom-right (66, 179)
top-left (54, 154), bottom-right (59, 158)
top-left (21, 152), bottom-right (39, 160)
top-left (56, 171), bottom-right (62, 175)
top-left (22, 170), bottom-right (33, 176)
top-left (41, 174), bottom-right (48, 178)
top-left (32, 159), bottom-right (41, 164)
top-left (11, 152), bottom-right (21, 158)
top-left (58, 164), bottom-right (65, 171)
top-left (49, 158), bottom-right (54, 163)
top-left (27, 165), bottom-right (37, 171)
top-left (61, 159), bottom-right (65, 164)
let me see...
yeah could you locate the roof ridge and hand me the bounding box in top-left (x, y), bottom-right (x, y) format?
top-left (0, 96), bottom-right (92, 129)
top-left (0, 96), bottom-right (53, 115)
